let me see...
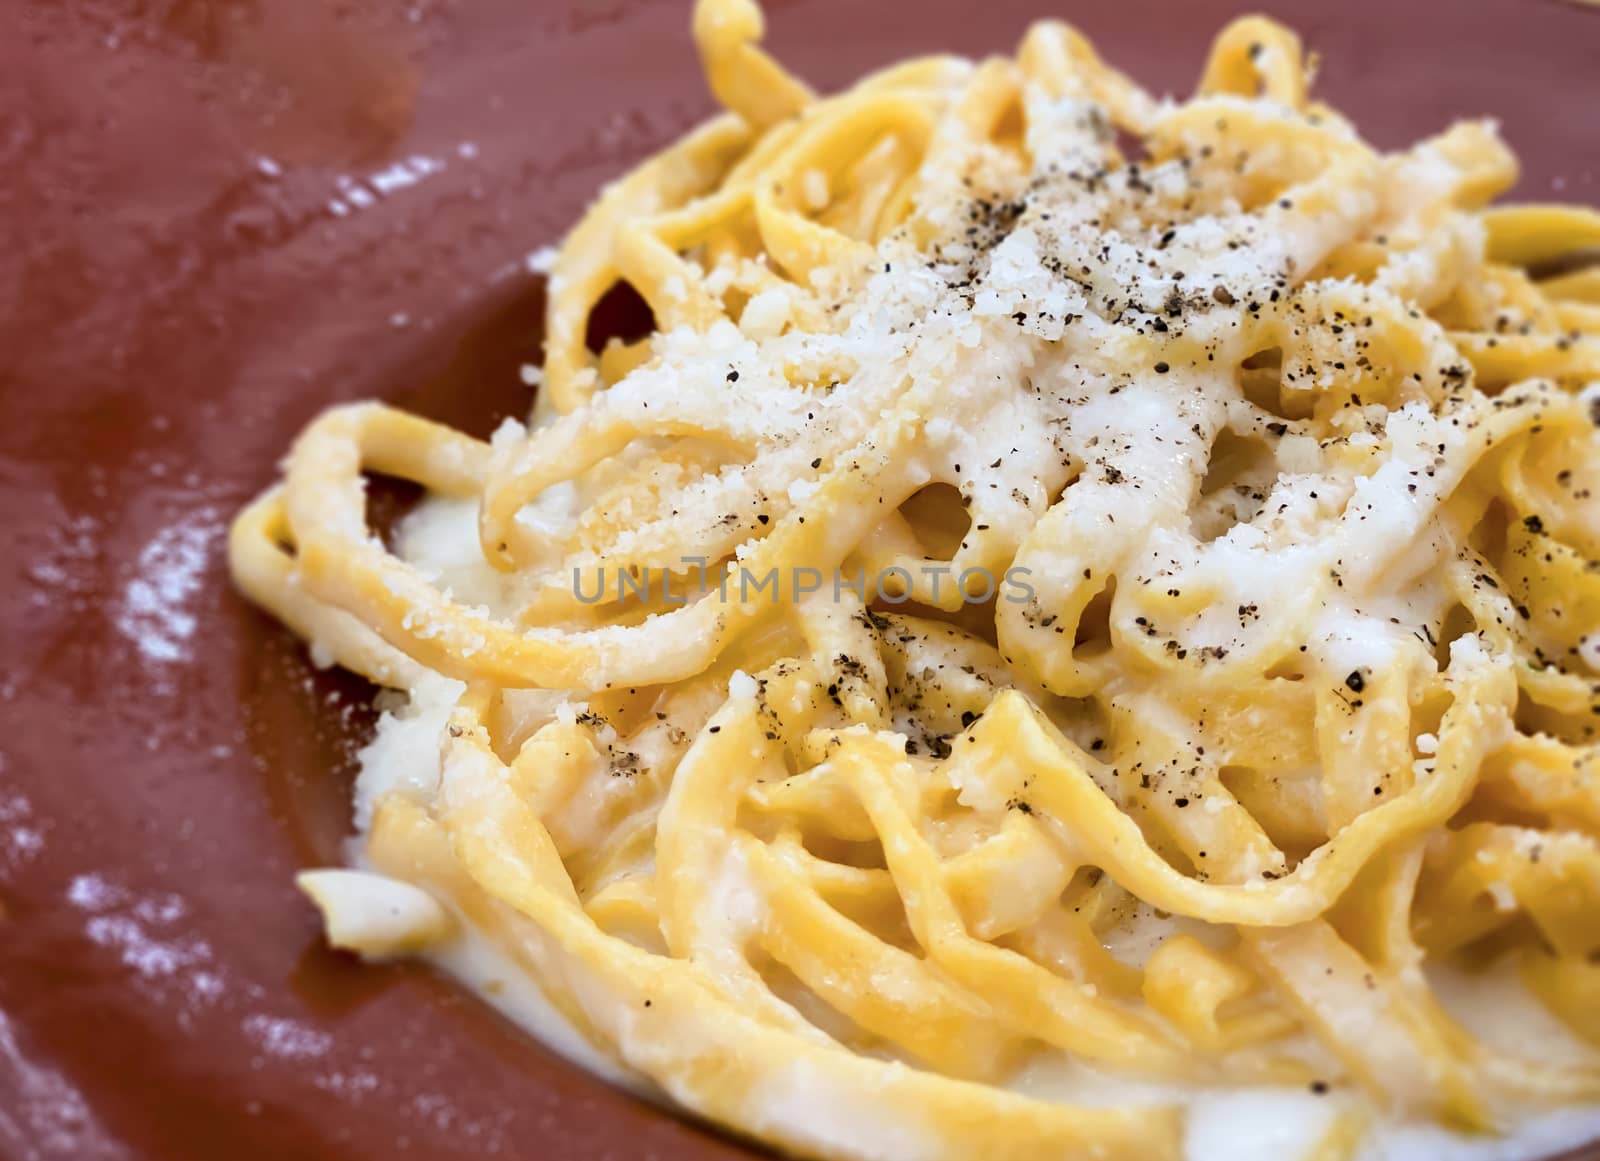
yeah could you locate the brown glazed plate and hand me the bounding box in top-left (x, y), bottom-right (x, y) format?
top-left (1, 0), bottom-right (1598, 1158)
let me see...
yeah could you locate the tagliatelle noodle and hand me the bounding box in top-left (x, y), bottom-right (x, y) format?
top-left (230, 2), bottom-right (1600, 1158)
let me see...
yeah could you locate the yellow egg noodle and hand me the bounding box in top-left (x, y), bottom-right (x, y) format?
top-left (230, 1), bottom-right (1600, 1157)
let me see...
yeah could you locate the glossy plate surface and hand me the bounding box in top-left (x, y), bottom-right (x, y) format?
top-left (1, 0), bottom-right (1597, 1157)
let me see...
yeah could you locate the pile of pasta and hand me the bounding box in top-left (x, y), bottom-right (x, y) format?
top-left (232, 1), bottom-right (1600, 1157)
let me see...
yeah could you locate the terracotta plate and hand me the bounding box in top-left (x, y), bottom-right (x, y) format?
top-left (2, 0), bottom-right (1597, 1158)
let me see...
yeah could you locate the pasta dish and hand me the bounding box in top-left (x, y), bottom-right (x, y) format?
top-left (230, 2), bottom-right (1600, 1157)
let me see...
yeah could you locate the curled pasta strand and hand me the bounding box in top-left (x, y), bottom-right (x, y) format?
top-left (1483, 204), bottom-right (1600, 269)
top-left (693, 0), bottom-right (813, 131)
top-left (953, 655), bottom-right (1510, 928)
top-left (229, 488), bottom-right (429, 689)
top-left (543, 116), bottom-right (754, 414)
top-left (285, 400), bottom-right (934, 688)
top-left (1196, 16), bottom-right (1310, 110)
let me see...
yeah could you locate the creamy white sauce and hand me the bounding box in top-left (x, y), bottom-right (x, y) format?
top-left (1429, 958), bottom-right (1599, 1071)
top-left (416, 901), bottom-right (656, 1098)
top-left (351, 674), bottom-right (462, 829)
top-left (1013, 1046), bottom-right (1600, 1161)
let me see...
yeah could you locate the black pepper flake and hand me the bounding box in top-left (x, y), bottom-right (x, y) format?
top-left (1154, 362), bottom-right (1170, 374)
top-left (1310, 1081), bottom-right (1329, 1096)
top-left (1345, 671), bottom-right (1365, 693)
top-left (726, 370), bottom-right (739, 382)
top-left (1524, 514), bottom-right (1544, 534)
